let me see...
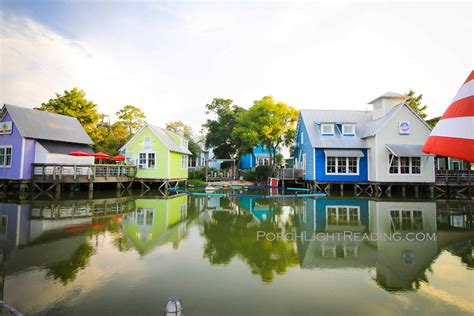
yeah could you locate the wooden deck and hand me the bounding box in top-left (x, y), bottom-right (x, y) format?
top-left (31, 163), bottom-right (137, 184)
top-left (435, 169), bottom-right (473, 186)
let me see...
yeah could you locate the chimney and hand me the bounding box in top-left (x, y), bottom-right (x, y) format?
top-left (369, 92), bottom-right (408, 120)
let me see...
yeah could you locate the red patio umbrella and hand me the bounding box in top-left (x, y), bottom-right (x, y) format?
top-left (91, 152), bottom-right (110, 160)
top-left (111, 154), bottom-right (126, 162)
top-left (68, 150), bottom-right (91, 157)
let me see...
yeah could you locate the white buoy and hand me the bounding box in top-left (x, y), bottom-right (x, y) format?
top-left (164, 297), bottom-right (183, 316)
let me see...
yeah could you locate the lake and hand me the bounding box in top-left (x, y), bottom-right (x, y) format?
top-left (1, 190), bottom-right (473, 315)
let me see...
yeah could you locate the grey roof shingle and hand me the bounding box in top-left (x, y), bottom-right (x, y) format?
top-left (3, 104), bottom-right (93, 145)
top-left (300, 109), bottom-right (372, 148)
top-left (358, 104), bottom-right (403, 138)
top-left (148, 124), bottom-right (192, 155)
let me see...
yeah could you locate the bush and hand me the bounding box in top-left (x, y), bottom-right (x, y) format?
top-left (255, 165), bottom-right (273, 180)
top-left (189, 168), bottom-right (206, 180)
top-left (243, 169), bottom-right (256, 181)
top-left (187, 179), bottom-right (207, 187)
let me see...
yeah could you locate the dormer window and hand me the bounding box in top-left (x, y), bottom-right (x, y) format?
top-left (321, 123), bottom-right (334, 136)
top-left (342, 124), bottom-right (355, 136)
top-left (181, 139), bottom-right (188, 148)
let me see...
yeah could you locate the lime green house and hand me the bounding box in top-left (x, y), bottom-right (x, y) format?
top-left (121, 195), bottom-right (188, 255)
top-left (119, 123), bottom-right (191, 181)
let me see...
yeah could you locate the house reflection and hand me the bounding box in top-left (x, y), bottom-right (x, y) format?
top-left (294, 198), bottom-right (447, 291)
top-left (0, 196), bottom-right (136, 287)
top-left (121, 194), bottom-right (189, 255)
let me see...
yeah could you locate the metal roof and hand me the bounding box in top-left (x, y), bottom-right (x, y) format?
top-left (324, 149), bottom-right (365, 157)
top-left (386, 144), bottom-right (429, 157)
top-left (358, 104), bottom-right (403, 138)
top-left (368, 92), bottom-right (408, 104)
top-left (3, 104), bottom-right (93, 145)
top-left (38, 140), bottom-right (94, 154)
top-left (300, 110), bottom-right (372, 149)
top-left (148, 124), bottom-right (192, 155)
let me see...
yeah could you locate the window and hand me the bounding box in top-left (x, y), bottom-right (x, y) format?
top-left (326, 157), bottom-right (336, 173)
top-left (301, 132), bottom-right (304, 144)
top-left (389, 154), bottom-right (399, 174)
top-left (390, 209), bottom-right (423, 232)
top-left (326, 206), bottom-right (360, 226)
top-left (144, 136), bottom-right (151, 143)
top-left (326, 157), bottom-right (358, 175)
top-left (0, 146), bottom-right (12, 168)
top-left (182, 155), bottom-right (188, 169)
top-left (138, 152), bottom-right (156, 169)
top-left (411, 157), bottom-right (421, 174)
top-left (321, 123), bottom-right (334, 136)
top-left (348, 157), bottom-right (358, 173)
top-left (139, 153), bottom-right (147, 167)
top-left (258, 158), bottom-right (270, 166)
top-left (400, 157), bottom-right (410, 174)
top-left (389, 155), bottom-right (421, 175)
top-left (181, 139), bottom-right (188, 148)
top-left (342, 124), bottom-right (355, 136)
top-left (147, 153), bottom-right (155, 168)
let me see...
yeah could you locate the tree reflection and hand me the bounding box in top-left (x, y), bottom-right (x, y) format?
top-left (201, 208), bottom-right (299, 283)
top-left (46, 241), bottom-right (96, 285)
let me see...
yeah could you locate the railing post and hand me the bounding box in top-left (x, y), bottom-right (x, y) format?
top-left (53, 165), bottom-right (56, 181)
top-left (73, 165), bottom-right (77, 181)
top-left (42, 165), bottom-right (46, 181)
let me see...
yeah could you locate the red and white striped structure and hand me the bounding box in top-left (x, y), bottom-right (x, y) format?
top-left (423, 71), bottom-right (474, 162)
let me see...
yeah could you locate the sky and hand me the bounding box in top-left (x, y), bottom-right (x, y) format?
top-left (0, 0), bottom-right (472, 134)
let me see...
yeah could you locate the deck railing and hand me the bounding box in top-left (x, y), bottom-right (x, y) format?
top-left (278, 168), bottom-right (305, 180)
top-left (435, 169), bottom-right (473, 186)
top-left (32, 163), bottom-right (137, 183)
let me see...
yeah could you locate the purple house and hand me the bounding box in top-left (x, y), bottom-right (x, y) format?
top-left (0, 104), bottom-right (94, 181)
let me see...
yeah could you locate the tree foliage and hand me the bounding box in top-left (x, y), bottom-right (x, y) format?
top-left (36, 87), bottom-right (101, 136)
top-left (202, 98), bottom-right (244, 159)
top-left (166, 120), bottom-right (201, 157)
top-left (233, 96), bottom-right (298, 167)
top-left (406, 90), bottom-right (428, 120)
top-left (94, 121), bottom-right (130, 154)
top-left (116, 105), bottom-right (146, 135)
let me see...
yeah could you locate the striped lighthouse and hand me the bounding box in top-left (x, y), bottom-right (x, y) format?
top-left (423, 71), bottom-right (474, 162)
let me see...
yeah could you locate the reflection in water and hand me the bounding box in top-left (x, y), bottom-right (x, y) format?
top-left (0, 192), bottom-right (472, 315)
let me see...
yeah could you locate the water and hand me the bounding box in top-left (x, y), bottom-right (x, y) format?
top-left (1, 190), bottom-right (473, 315)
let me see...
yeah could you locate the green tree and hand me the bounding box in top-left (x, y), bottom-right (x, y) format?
top-left (406, 90), bottom-right (428, 120)
top-left (202, 98), bottom-right (245, 159)
top-left (426, 116), bottom-right (440, 129)
top-left (116, 105), bottom-right (146, 135)
top-left (233, 96), bottom-right (298, 168)
top-left (93, 121), bottom-right (130, 154)
top-left (166, 120), bottom-right (201, 158)
top-left (36, 87), bottom-right (101, 136)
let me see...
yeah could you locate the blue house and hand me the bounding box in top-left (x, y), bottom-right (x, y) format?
top-left (239, 145), bottom-right (276, 169)
top-left (294, 110), bottom-right (370, 183)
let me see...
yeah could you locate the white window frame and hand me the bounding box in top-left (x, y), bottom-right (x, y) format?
top-left (301, 131), bottom-right (304, 145)
top-left (0, 145), bottom-right (13, 168)
top-left (138, 152), bottom-right (156, 169)
top-left (257, 157), bottom-right (270, 166)
top-left (181, 139), bottom-right (188, 149)
top-left (325, 205), bottom-right (361, 226)
top-left (342, 124), bottom-right (355, 136)
top-left (389, 209), bottom-right (423, 232)
top-left (321, 124), bottom-right (335, 136)
top-left (325, 156), bottom-right (359, 175)
top-left (388, 155), bottom-right (422, 175)
top-left (182, 155), bottom-right (188, 169)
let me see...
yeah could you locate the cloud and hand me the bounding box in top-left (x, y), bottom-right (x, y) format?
top-left (0, 2), bottom-right (472, 136)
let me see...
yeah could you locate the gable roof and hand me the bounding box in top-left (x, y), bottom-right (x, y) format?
top-left (359, 103), bottom-right (431, 138)
top-left (2, 104), bottom-right (93, 145)
top-left (120, 123), bottom-right (192, 155)
top-left (300, 109), bottom-right (372, 148)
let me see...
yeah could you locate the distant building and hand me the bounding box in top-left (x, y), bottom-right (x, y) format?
top-left (0, 104), bottom-right (94, 181)
top-left (189, 136), bottom-right (221, 170)
top-left (240, 144), bottom-right (276, 169)
top-left (119, 123), bottom-right (191, 180)
top-left (293, 92), bottom-right (435, 184)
